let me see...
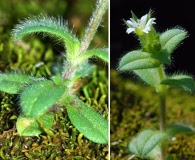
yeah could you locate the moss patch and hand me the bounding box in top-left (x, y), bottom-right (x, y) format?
top-left (0, 68), bottom-right (108, 160)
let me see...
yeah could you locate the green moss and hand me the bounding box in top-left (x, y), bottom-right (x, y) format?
top-left (110, 69), bottom-right (195, 160)
top-left (0, 68), bottom-right (108, 159)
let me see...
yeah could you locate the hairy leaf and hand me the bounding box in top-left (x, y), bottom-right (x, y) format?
top-left (0, 73), bottom-right (35, 94)
top-left (119, 50), bottom-right (160, 71)
top-left (134, 68), bottom-right (161, 87)
top-left (20, 80), bottom-right (66, 117)
top-left (11, 15), bottom-right (80, 56)
top-left (151, 49), bottom-right (171, 65)
top-left (128, 130), bottom-right (168, 156)
top-left (160, 28), bottom-right (187, 54)
top-left (51, 75), bottom-right (69, 86)
top-left (160, 74), bottom-right (195, 93)
top-left (16, 113), bottom-right (54, 136)
top-left (79, 48), bottom-right (108, 63)
top-left (75, 62), bottom-right (96, 79)
top-left (166, 123), bottom-right (195, 137)
top-left (66, 97), bottom-right (108, 144)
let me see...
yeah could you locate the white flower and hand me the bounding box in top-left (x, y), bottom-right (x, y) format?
top-left (126, 14), bottom-right (156, 34)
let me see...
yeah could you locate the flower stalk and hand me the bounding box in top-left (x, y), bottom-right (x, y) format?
top-left (159, 91), bottom-right (166, 160)
top-left (78, 0), bottom-right (108, 55)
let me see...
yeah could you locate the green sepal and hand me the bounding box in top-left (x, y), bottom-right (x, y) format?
top-left (131, 11), bottom-right (138, 22)
top-left (66, 97), bottom-right (108, 144)
top-left (118, 50), bottom-right (161, 71)
top-left (166, 123), bottom-right (195, 137)
top-left (147, 9), bottom-right (152, 20)
top-left (160, 74), bottom-right (195, 93)
top-left (79, 48), bottom-right (108, 63)
top-left (16, 113), bottom-right (54, 136)
top-left (20, 80), bottom-right (66, 117)
top-left (124, 11), bottom-right (138, 28)
top-left (160, 28), bottom-right (187, 54)
top-left (0, 73), bottom-right (35, 94)
top-left (128, 130), bottom-right (168, 156)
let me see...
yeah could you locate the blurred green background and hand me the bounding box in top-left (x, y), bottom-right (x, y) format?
top-left (0, 0), bottom-right (108, 46)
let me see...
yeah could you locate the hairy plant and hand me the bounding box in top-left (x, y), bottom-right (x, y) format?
top-left (118, 10), bottom-right (195, 160)
top-left (0, 0), bottom-right (108, 144)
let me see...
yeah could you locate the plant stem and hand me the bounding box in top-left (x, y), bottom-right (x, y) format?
top-left (157, 65), bottom-right (167, 160)
top-left (157, 66), bottom-right (166, 132)
top-left (78, 0), bottom-right (108, 55)
top-left (63, 0), bottom-right (108, 81)
top-left (159, 93), bottom-right (166, 132)
top-left (159, 92), bottom-right (167, 160)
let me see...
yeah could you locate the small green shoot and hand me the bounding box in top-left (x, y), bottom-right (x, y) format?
top-left (118, 11), bottom-right (195, 159)
top-left (128, 130), bottom-right (168, 159)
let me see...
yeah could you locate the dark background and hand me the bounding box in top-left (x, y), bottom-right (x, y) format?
top-left (110, 0), bottom-right (195, 76)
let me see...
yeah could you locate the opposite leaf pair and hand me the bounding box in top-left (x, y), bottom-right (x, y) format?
top-left (119, 11), bottom-right (194, 93)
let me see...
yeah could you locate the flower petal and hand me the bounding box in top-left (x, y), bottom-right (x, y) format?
top-left (146, 18), bottom-right (156, 26)
top-left (144, 18), bottom-right (156, 32)
top-left (126, 28), bottom-right (135, 34)
top-left (130, 18), bottom-right (139, 26)
top-left (142, 28), bottom-right (149, 33)
top-left (125, 12), bottom-right (156, 35)
top-left (127, 20), bottom-right (137, 28)
top-left (139, 14), bottom-right (148, 26)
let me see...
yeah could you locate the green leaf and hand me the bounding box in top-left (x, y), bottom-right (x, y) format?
top-left (66, 97), bottom-right (108, 144)
top-left (134, 68), bottom-right (161, 87)
top-left (151, 49), bottom-right (171, 65)
top-left (79, 48), bottom-right (108, 63)
top-left (0, 73), bottom-right (35, 94)
top-left (119, 50), bottom-right (161, 71)
top-left (160, 74), bottom-right (195, 93)
top-left (166, 123), bottom-right (195, 137)
top-left (75, 62), bottom-right (96, 79)
top-left (51, 75), bottom-right (69, 86)
top-left (160, 28), bottom-right (187, 54)
top-left (20, 80), bottom-right (66, 117)
top-left (128, 130), bottom-right (168, 156)
top-left (11, 15), bottom-right (80, 57)
top-left (16, 113), bottom-right (54, 136)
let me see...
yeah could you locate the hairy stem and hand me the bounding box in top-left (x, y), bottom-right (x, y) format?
top-left (157, 65), bottom-right (167, 160)
top-left (159, 93), bottom-right (166, 132)
top-left (63, 0), bottom-right (108, 81)
top-left (159, 92), bottom-right (166, 160)
top-left (78, 0), bottom-right (108, 55)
